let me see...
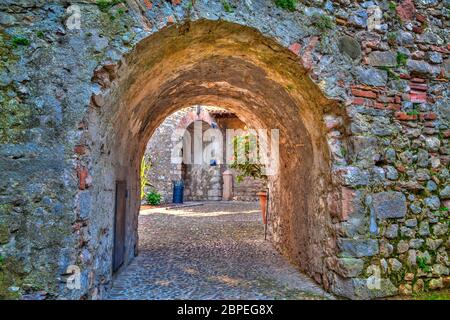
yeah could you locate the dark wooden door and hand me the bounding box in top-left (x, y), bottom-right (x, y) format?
top-left (113, 180), bottom-right (127, 272)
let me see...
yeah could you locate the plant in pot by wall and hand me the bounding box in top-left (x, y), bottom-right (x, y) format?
top-left (229, 133), bottom-right (269, 231)
top-left (140, 155), bottom-right (152, 200)
top-left (146, 190), bottom-right (161, 206)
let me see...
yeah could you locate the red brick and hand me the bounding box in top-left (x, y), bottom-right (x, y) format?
top-left (340, 187), bottom-right (356, 222)
top-left (412, 26), bottom-right (423, 34)
top-left (411, 77), bottom-right (426, 83)
top-left (387, 104), bottom-right (401, 111)
top-left (410, 91), bottom-right (427, 103)
top-left (374, 102), bottom-right (386, 109)
top-left (352, 97), bottom-right (366, 105)
top-left (167, 15), bottom-right (175, 24)
top-left (76, 166), bottom-right (89, 190)
top-left (399, 73), bottom-right (411, 79)
top-left (302, 36), bottom-right (319, 70)
top-left (74, 145), bottom-right (86, 155)
top-left (409, 83), bottom-right (428, 91)
top-left (416, 13), bottom-right (426, 23)
top-left (351, 88), bottom-right (377, 99)
top-left (143, 0), bottom-right (152, 9)
top-left (395, 112), bottom-right (418, 121)
top-left (395, 95), bottom-right (402, 104)
top-left (430, 45), bottom-right (449, 54)
top-left (288, 42), bottom-right (301, 56)
top-left (396, 0), bottom-right (416, 22)
top-left (420, 112), bottom-right (437, 121)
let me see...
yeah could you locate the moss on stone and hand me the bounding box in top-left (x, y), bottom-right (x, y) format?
top-left (0, 224), bottom-right (9, 245)
top-left (0, 31), bottom-right (18, 70)
top-left (0, 90), bottom-right (31, 144)
top-left (274, 0), bottom-right (297, 12)
top-left (0, 256), bottom-right (25, 300)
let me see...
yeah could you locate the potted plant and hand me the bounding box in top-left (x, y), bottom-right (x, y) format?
top-left (229, 133), bottom-right (269, 227)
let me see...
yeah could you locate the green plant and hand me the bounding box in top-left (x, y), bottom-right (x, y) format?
top-left (222, 1), bottom-right (234, 13)
top-left (406, 109), bottom-right (419, 116)
top-left (274, 0), bottom-right (297, 12)
top-left (388, 1), bottom-right (397, 11)
top-left (36, 31), bottom-right (45, 39)
top-left (387, 31), bottom-right (397, 45)
top-left (380, 66), bottom-right (400, 80)
top-left (229, 133), bottom-right (268, 183)
top-left (396, 52), bottom-right (408, 67)
top-left (146, 190), bottom-right (161, 206)
top-left (96, 0), bottom-right (124, 12)
top-left (140, 156), bottom-right (151, 199)
top-left (416, 256), bottom-right (431, 273)
top-left (11, 36), bottom-right (30, 47)
top-left (312, 14), bottom-right (334, 32)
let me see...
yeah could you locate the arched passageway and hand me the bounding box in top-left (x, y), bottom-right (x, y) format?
top-left (80, 19), bottom-right (342, 298)
top-left (2, 0), bottom-right (447, 301)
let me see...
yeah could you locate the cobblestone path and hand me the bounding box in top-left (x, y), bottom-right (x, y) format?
top-left (107, 202), bottom-right (333, 300)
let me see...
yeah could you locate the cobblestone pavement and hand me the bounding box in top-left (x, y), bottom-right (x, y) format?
top-left (107, 202), bottom-right (334, 300)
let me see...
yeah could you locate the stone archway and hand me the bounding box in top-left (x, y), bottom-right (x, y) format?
top-left (81, 19), bottom-right (341, 298)
top-left (2, 0), bottom-right (448, 301)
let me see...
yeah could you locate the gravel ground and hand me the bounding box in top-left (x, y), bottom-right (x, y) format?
top-left (107, 201), bottom-right (334, 300)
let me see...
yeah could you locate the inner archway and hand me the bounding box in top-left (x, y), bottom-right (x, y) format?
top-left (81, 19), bottom-right (341, 298)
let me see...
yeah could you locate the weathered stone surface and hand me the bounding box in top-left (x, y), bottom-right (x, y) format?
top-left (384, 224), bottom-right (398, 239)
top-left (355, 67), bottom-right (388, 86)
top-left (388, 258), bottom-right (403, 272)
top-left (440, 186), bottom-right (450, 200)
top-left (338, 239), bottom-right (379, 258)
top-left (372, 192), bottom-right (407, 219)
top-left (432, 264), bottom-right (449, 276)
top-left (426, 238), bottom-right (443, 250)
top-left (397, 240), bottom-right (409, 254)
top-left (368, 51), bottom-right (396, 67)
top-left (328, 257), bottom-right (365, 277)
top-left (400, 226), bottom-right (415, 238)
top-left (405, 218), bottom-right (417, 228)
top-left (338, 36), bottom-right (361, 60)
top-left (428, 278), bottom-right (443, 290)
top-left (406, 59), bottom-right (440, 76)
top-left (418, 221), bottom-right (430, 236)
top-left (424, 196), bottom-right (440, 210)
top-left (409, 238), bottom-right (424, 249)
top-left (331, 276), bottom-right (398, 299)
top-left (432, 223), bottom-right (448, 237)
top-left (336, 166), bottom-right (369, 187)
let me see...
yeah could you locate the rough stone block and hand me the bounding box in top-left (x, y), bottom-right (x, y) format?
top-left (368, 51), bottom-right (396, 67)
top-left (338, 239), bottom-right (379, 258)
top-left (372, 191), bottom-right (407, 219)
top-left (331, 276), bottom-right (398, 299)
top-left (355, 67), bottom-right (387, 87)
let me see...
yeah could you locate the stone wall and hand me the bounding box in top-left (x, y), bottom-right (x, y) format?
top-left (0, 0), bottom-right (448, 300)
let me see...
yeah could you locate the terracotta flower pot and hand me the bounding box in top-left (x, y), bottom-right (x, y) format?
top-left (257, 191), bottom-right (267, 224)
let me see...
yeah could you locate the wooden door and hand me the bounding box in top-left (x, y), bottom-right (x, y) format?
top-left (113, 180), bottom-right (127, 272)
